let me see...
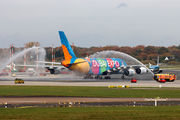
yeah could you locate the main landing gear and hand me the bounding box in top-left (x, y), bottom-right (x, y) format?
top-left (84, 75), bottom-right (111, 79)
top-left (121, 74), bottom-right (125, 79)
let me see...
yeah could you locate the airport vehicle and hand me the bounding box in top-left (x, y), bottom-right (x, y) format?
top-left (11, 69), bottom-right (18, 72)
top-left (0, 73), bottom-right (9, 76)
top-left (58, 31), bottom-right (149, 79)
top-left (2, 70), bottom-right (8, 72)
top-left (15, 78), bottom-right (24, 84)
top-left (4, 73), bottom-right (8, 76)
top-left (159, 79), bottom-right (166, 83)
top-left (39, 73), bottom-right (46, 76)
top-left (153, 74), bottom-right (176, 82)
top-left (29, 73), bottom-right (33, 77)
top-left (19, 69), bottom-right (25, 72)
top-left (131, 78), bottom-right (137, 83)
top-left (12, 74), bottom-right (16, 77)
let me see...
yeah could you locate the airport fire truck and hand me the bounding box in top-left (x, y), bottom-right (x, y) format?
top-left (153, 74), bottom-right (176, 82)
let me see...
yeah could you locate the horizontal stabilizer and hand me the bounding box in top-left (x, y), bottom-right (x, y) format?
top-left (65, 60), bottom-right (87, 66)
top-left (34, 61), bottom-right (62, 65)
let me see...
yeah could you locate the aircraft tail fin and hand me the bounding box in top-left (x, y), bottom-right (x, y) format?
top-left (149, 63), bottom-right (151, 68)
top-left (157, 55), bottom-right (159, 66)
top-left (58, 31), bottom-right (77, 60)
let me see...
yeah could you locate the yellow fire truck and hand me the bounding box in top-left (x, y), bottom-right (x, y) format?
top-left (153, 74), bottom-right (176, 82)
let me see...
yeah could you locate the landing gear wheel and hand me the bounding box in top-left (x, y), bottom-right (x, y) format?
top-left (95, 76), bottom-right (99, 79)
top-left (84, 75), bottom-right (93, 79)
top-left (121, 75), bottom-right (125, 79)
top-left (104, 76), bottom-right (111, 79)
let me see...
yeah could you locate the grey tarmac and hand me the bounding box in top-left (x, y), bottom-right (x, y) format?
top-left (0, 70), bottom-right (180, 105)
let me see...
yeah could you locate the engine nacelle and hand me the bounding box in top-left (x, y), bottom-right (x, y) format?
top-left (136, 67), bottom-right (147, 74)
top-left (49, 68), bottom-right (61, 74)
top-left (124, 69), bottom-right (135, 76)
top-left (158, 70), bottom-right (163, 73)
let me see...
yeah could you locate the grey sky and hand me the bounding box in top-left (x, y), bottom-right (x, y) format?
top-left (0, 0), bottom-right (180, 48)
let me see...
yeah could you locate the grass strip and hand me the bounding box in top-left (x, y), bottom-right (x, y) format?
top-left (0, 106), bottom-right (180, 120)
top-left (0, 86), bottom-right (180, 98)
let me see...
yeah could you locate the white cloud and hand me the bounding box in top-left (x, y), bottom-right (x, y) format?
top-left (117, 3), bottom-right (128, 8)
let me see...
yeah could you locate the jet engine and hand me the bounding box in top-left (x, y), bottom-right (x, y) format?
top-left (124, 69), bottom-right (135, 76)
top-left (158, 70), bottom-right (163, 73)
top-left (135, 67), bottom-right (147, 74)
top-left (49, 68), bottom-right (61, 74)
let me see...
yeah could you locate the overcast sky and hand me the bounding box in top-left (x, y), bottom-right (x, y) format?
top-left (0, 0), bottom-right (180, 48)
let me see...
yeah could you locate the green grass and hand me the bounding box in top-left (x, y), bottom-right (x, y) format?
top-left (160, 65), bottom-right (180, 70)
top-left (0, 106), bottom-right (180, 120)
top-left (0, 86), bottom-right (180, 98)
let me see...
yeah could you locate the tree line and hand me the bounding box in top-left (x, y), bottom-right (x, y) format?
top-left (45, 44), bottom-right (180, 65)
top-left (1, 42), bottom-right (180, 65)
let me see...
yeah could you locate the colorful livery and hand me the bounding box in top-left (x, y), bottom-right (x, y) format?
top-left (59, 31), bottom-right (148, 79)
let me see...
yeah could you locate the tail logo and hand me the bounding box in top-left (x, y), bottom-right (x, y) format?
top-left (59, 31), bottom-right (76, 60)
top-left (62, 45), bottom-right (72, 60)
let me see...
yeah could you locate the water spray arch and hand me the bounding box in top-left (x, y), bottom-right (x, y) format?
top-left (0, 46), bottom-right (46, 72)
top-left (89, 50), bottom-right (154, 76)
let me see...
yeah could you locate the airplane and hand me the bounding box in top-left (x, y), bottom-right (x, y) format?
top-left (149, 55), bottom-right (162, 73)
top-left (16, 61), bottom-right (66, 74)
top-left (58, 31), bottom-right (149, 79)
top-left (35, 61), bottom-right (66, 74)
top-left (7, 48), bottom-right (66, 75)
top-left (6, 62), bottom-right (19, 72)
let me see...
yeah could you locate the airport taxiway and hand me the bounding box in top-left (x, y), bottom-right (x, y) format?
top-left (0, 72), bottom-right (180, 87)
top-left (0, 71), bottom-right (180, 106)
top-left (0, 69), bottom-right (180, 87)
top-left (1, 97), bottom-right (180, 104)
top-left (0, 80), bottom-right (180, 87)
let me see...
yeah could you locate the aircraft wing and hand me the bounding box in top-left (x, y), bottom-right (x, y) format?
top-left (17, 60), bottom-right (67, 73)
top-left (127, 65), bottom-right (146, 69)
top-left (16, 64), bottom-right (65, 69)
top-left (34, 61), bottom-right (62, 65)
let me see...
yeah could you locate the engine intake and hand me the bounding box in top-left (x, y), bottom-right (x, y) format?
top-left (49, 68), bottom-right (61, 74)
top-left (136, 67), bottom-right (147, 74)
top-left (124, 69), bottom-right (135, 76)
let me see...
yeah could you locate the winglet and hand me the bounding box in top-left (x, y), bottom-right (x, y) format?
top-left (59, 31), bottom-right (77, 60)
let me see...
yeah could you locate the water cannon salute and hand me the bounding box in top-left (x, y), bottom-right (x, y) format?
top-left (59, 31), bottom-right (152, 79)
top-left (1, 1), bottom-right (180, 119)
